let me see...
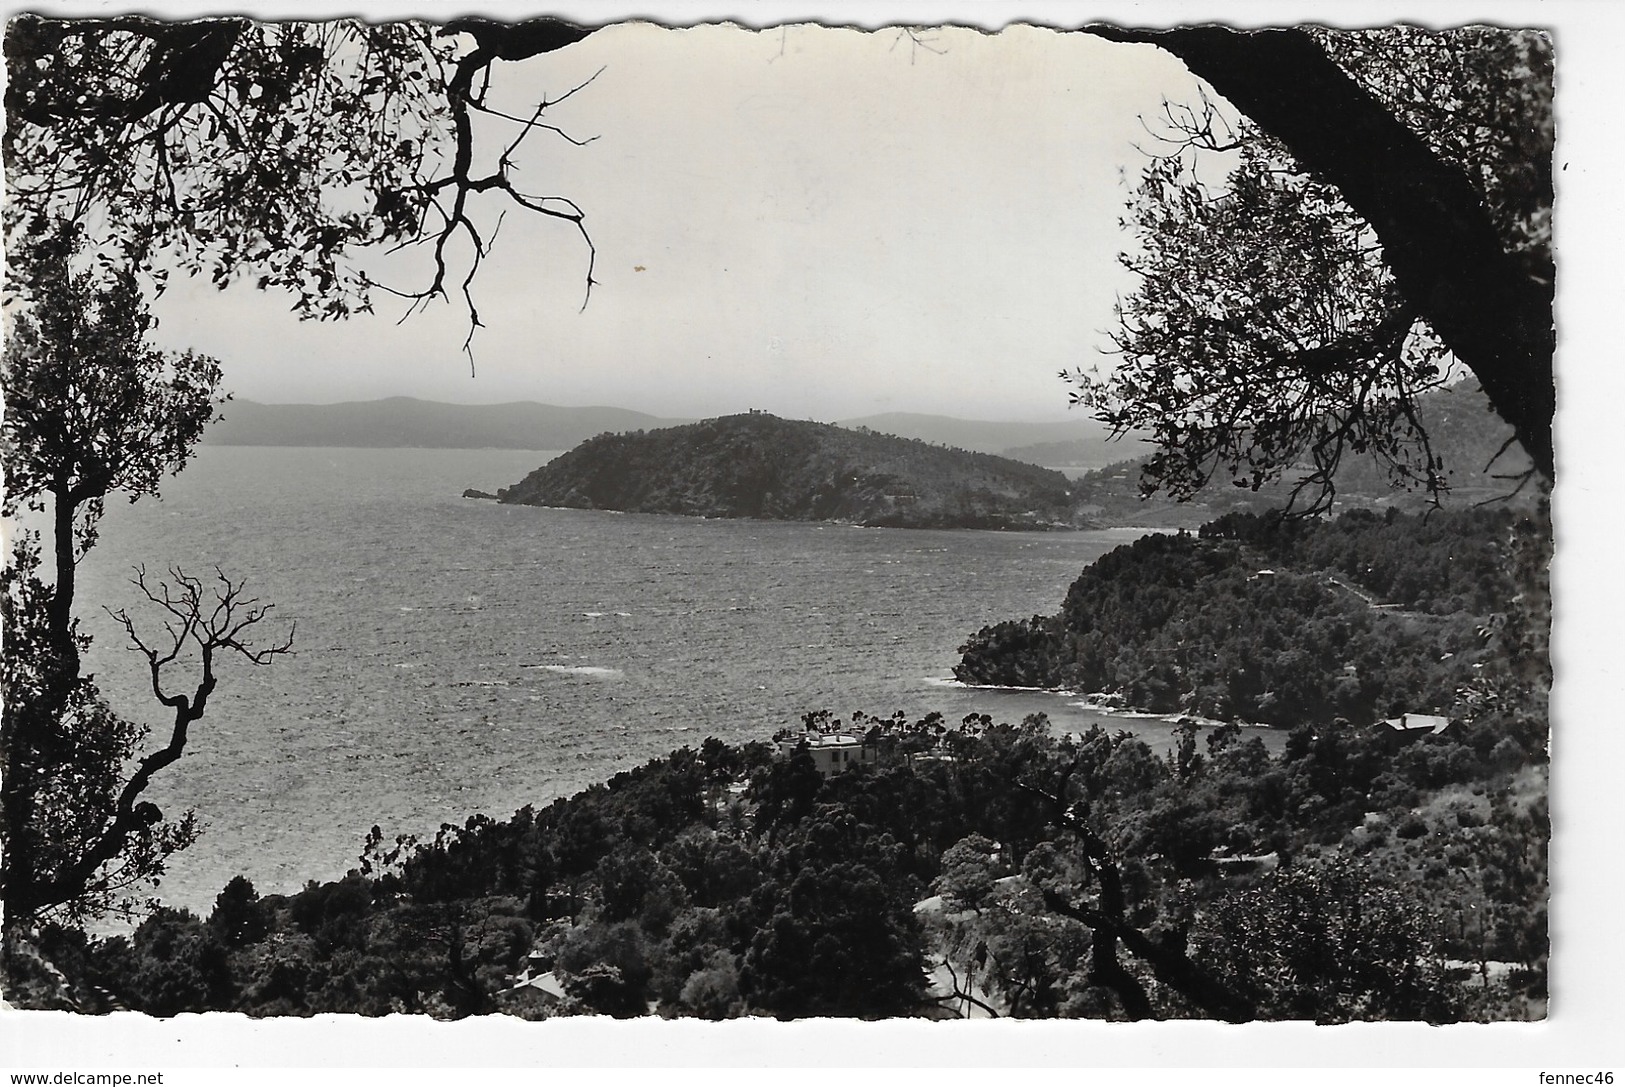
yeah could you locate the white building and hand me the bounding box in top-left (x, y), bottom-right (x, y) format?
top-left (778, 733), bottom-right (876, 777)
top-left (1374, 712), bottom-right (1455, 747)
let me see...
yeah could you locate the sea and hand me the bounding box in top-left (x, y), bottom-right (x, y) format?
top-left (62, 447), bottom-right (1282, 916)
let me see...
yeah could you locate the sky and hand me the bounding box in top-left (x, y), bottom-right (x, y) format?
top-left (140, 20), bottom-right (1210, 421)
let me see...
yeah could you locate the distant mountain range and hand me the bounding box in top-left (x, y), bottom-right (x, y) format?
top-left (203, 390), bottom-right (1523, 516)
top-left (998, 437), bottom-right (1147, 470)
top-left (1065, 381), bottom-right (1536, 523)
top-left (202, 397), bottom-right (692, 450)
top-left (201, 397), bottom-right (1124, 461)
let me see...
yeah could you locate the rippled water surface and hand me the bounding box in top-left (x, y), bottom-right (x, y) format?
top-left (73, 447), bottom-right (1271, 913)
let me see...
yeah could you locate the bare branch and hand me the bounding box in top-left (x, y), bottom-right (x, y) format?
top-left (935, 958), bottom-right (1001, 1018)
top-left (29, 564), bottom-right (290, 917)
top-left (1473, 465), bottom-right (1540, 508)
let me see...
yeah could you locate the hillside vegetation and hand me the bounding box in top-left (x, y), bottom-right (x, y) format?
top-left (24, 705), bottom-right (1546, 1021)
top-left (957, 504), bottom-right (1549, 730)
top-left (496, 413), bottom-right (1087, 530)
top-left (14, 504), bottom-right (1548, 1021)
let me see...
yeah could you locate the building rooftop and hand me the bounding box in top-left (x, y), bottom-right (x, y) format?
top-left (1378, 712), bottom-right (1451, 733)
top-left (782, 732), bottom-right (866, 747)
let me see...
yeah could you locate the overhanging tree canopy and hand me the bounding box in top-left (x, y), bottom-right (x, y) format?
top-left (4, 15), bottom-right (597, 344)
top-left (1081, 25), bottom-right (1554, 497)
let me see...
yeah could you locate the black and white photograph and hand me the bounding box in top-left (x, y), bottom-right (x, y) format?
top-left (0, 0), bottom-right (1614, 1072)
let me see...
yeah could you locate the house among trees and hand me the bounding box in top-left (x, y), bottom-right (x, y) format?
top-left (1373, 712), bottom-right (1455, 749)
top-left (778, 733), bottom-right (877, 777)
top-left (506, 953), bottom-right (568, 1005)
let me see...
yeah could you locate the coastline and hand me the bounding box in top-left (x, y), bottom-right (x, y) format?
top-left (923, 675), bottom-right (1284, 733)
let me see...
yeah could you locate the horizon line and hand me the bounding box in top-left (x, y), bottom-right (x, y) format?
top-left (218, 396), bottom-right (1103, 427)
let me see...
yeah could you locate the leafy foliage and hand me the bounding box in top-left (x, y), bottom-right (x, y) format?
top-left (1072, 27), bottom-right (1553, 509)
top-left (0, 236), bottom-right (223, 925)
top-left (4, 16), bottom-right (596, 334)
top-left (2, 232), bottom-right (223, 527)
top-left (1, 231), bottom-right (291, 928)
top-left (1074, 126), bottom-right (1453, 512)
top-left (1192, 858), bottom-right (1460, 1022)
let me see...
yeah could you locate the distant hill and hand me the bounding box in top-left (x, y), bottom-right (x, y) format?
top-left (202, 398), bottom-right (691, 449)
top-left (202, 399), bottom-right (1136, 457)
top-left (494, 412), bottom-right (1091, 530)
top-left (998, 437), bottom-right (1150, 471)
top-left (1323, 380), bottom-right (1535, 500)
top-left (1066, 381), bottom-right (1536, 522)
top-left (834, 412), bottom-right (1124, 457)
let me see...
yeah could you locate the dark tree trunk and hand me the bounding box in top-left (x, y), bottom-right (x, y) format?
top-left (1087, 25), bottom-right (1555, 480)
top-left (49, 483), bottom-right (77, 667)
top-left (2, 486), bottom-right (83, 921)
